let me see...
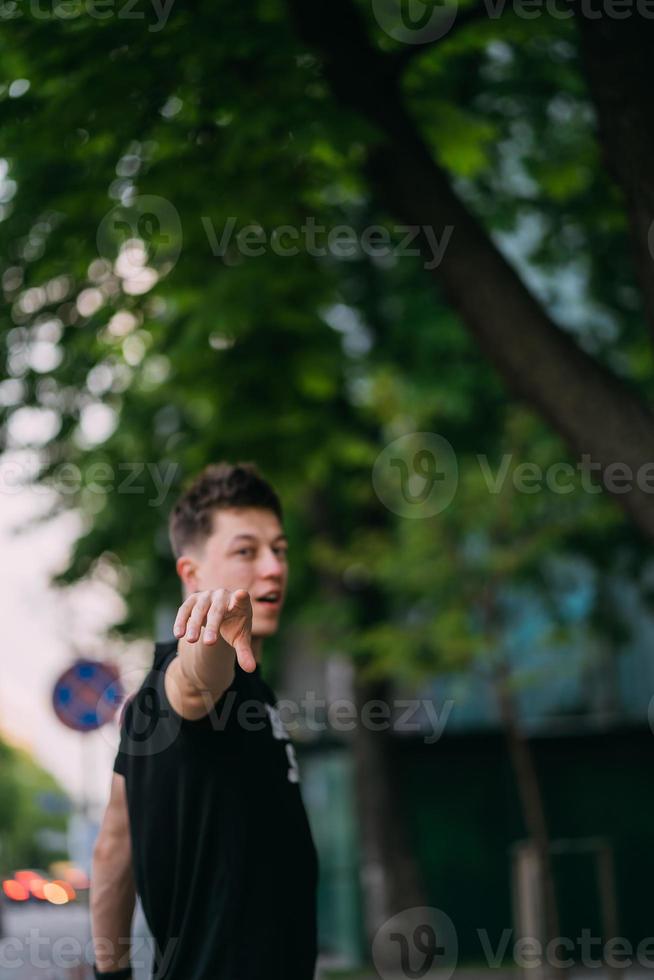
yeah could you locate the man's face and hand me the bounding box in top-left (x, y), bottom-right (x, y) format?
top-left (180, 507), bottom-right (289, 638)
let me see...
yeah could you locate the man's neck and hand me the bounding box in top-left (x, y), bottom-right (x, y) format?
top-left (252, 635), bottom-right (263, 664)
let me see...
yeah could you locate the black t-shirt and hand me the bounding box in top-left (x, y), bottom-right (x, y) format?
top-left (113, 640), bottom-right (319, 980)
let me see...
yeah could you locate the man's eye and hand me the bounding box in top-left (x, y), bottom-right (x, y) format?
top-left (274, 548), bottom-right (288, 558)
top-left (236, 548), bottom-right (255, 557)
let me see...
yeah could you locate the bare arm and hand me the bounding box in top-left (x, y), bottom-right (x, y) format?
top-left (165, 588), bottom-right (255, 721)
top-left (90, 772), bottom-right (136, 973)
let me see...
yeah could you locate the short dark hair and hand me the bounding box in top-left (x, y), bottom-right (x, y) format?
top-left (168, 461), bottom-right (283, 558)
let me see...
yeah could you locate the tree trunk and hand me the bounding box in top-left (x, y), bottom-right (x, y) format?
top-left (304, 487), bottom-right (427, 953)
top-left (352, 671), bottom-right (428, 950)
top-left (494, 662), bottom-right (561, 971)
top-left (574, 11), bottom-right (654, 339)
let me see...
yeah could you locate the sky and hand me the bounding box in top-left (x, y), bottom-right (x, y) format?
top-left (0, 448), bottom-right (151, 816)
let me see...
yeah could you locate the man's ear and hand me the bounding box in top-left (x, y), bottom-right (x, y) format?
top-left (176, 554), bottom-right (199, 594)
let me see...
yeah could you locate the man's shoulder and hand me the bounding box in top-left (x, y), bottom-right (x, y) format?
top-left (127, 642), bottom-right (175, 703)
top-left (153, 639), bottom-right (178, 670)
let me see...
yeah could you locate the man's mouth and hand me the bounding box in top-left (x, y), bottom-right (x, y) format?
top-left (255, 590), bottom-right (282, 608)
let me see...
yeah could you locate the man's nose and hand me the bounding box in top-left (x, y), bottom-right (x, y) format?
top-left (259, 550), bottom-right (285, 577)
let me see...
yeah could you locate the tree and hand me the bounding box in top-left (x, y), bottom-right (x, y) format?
top-left (328, 406), bottom-right (624, 962)
top-left (0, 737), bottom-right (70, 871)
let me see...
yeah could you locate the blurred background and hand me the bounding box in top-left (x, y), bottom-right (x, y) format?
top-left (1, 0), bottom-right (654, 977)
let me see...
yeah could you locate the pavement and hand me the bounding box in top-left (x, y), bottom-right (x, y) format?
top-left (0, 906), bottom-right (649, 980)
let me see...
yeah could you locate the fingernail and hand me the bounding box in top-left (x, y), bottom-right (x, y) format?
top-left (205, 630), bottom-right (216, 642)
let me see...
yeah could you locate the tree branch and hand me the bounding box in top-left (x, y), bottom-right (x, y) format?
top-left (574, 12), bottom-right (654, 344)
top-left (287, 0), bottom-right (654, 542)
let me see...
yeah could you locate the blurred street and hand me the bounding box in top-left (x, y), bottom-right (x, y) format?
top-left (0, 903), bottom-right (153, 980)
top-left (0, 904), bottom-right (92, 980)
top-left (2, 903), bottom-right (653, 980)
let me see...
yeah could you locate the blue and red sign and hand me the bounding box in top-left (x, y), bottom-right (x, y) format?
top-left (52, 659), bottom-right (124, 733)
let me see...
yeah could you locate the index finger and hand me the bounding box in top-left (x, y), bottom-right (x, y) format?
top-left (173, 594), bottom-right (199, 637)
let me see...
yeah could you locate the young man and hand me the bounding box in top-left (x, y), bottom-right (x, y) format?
top-left (90, 462), bottom-right (319, 980)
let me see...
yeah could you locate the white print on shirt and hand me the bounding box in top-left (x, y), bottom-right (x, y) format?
top-left (266, 703), bottom-right (301, 784)
top-left (266, 703), bottom-right (288, 741)
top-left (285, 743), bottom-right (300, 784)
